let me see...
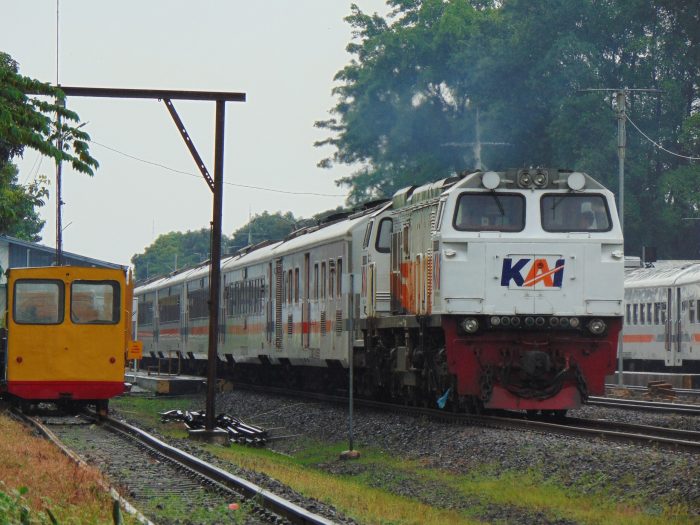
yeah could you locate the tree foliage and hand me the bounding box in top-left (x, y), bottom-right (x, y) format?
top-left (229, 211), bottom-right (299, 253)
top-left (131, 228), bottom-right (228, 281)
top-left (317, 0), bottom-right (700, 258)
top-left (0, 163), bottom-right (47, 241)
top-left (0, 52), bottom-right (98, 174)
top-left (0, 51), bottom-right (98, 241)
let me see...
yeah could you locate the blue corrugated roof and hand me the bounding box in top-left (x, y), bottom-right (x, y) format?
top-left (0, 234), bottom-right (126, 270)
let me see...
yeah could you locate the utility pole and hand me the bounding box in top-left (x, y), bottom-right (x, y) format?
top-left (580, 87), bottom-right (662, 385)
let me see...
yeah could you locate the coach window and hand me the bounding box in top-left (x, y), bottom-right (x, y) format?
top-left (646, 303), bottom-right (652, 324)
top-left (337, 258), bottom-right (343, 295)
top-left (71, 280), bottom-right (120, 324)
top-left (314, 263), bottom-right (319, 300)
top-left (454, 193), bottom-right (525, 232)
top-left (329, 262), bottom-right (335, 299)
top-left (690, 301), bottom-right (696, 324)
top-left (287, 270), bottom-right (293, 304)
top-left (626, 304), bottom-right (631, 324)
top-left (541, 194), bottom-right (611, 232)
top-left (138, 295), bottom-right (154, 325)
top-left (14, 280), bottom-right (64, 325)
top-left (639, 304), bottom-right (645, 325)
top-left (376, 218), bottom-right (392, 253)
top-left (321, 262), bottom-right (327, 299)
top-left (295, 268), bottom-right (300, 303)
top-left (633, 304), bottom-right (638, 325)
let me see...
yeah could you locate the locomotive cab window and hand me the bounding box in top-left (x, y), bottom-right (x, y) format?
top-left (71, 281), bottom-right (120, 324)
top-left (375, 218), bottom-right (393, 253)
top-left (453, 193), bottom-right (525, 231)
top-left (541, 194), bottom-right (611, 232)
top-left (13, 280), bottom-right (64, 325)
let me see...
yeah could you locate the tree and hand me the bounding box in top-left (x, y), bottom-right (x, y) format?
top-left (0, 51), bottom-right (98, 241)
top-left (228, 211), bottom-right (299, 253)
top-left (0, 164), bottom-right (47, 241)
top-left (0, 52), bottom-right (98, 174)
top-left (131, 229), bottom-right (229, 281)
top-left (317, 1), bottom-right (700, 258)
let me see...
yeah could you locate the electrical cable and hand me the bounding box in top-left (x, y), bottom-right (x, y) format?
top-left (87, 138), bottom-right (348, 197)
top-left (626, 115), bottom-right (700, 161)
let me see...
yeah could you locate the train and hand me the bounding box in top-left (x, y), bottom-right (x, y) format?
top-left (134, 168), bottom-right (625, 414)
top-left (622, 261), bottom-right (700, 376)
top-left (0, 266), bottom-right (133, 414)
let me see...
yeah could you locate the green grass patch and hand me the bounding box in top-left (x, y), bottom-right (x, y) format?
top-left (111, 395), bottom-right (203, 438)
top-left (109, 397), bottom-right (696, 525)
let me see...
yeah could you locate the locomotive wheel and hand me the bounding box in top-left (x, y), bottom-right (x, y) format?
top-left (95, 400), bottom-right (109, 417)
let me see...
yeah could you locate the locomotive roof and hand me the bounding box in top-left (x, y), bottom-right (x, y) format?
top-left (625, 260), bottom-right (700, 288)
top-left (391, 168), bottom-right (609, 210)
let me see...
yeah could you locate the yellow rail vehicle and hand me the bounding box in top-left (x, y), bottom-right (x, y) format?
top-left (1, 266), bottom-right (132, 413)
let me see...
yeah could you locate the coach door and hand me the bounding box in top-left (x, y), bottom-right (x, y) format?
top-left (676, 287), bottom-right (692, 367)
top-left (274, 259), bottom-right (283, 349)
top-left (266, 263), bottom-right (273, 344)
top-left (303, 253), bottom-right (310, 347)
top-left (666, 287), bottom-right (683, 367)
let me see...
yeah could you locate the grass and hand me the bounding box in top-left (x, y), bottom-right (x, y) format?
top-left (0, 411), bottom-right (135, 524)
top-left (110, 393), bottom-right (203, 438)
top-left (111, 396), bottom-right (699, 525)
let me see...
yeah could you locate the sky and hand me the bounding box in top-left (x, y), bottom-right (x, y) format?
top-left (1, 1), bottom-right (390, 266)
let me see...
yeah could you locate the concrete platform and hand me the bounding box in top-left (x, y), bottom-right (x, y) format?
top-left (607, 371), bottom-right (700, 389)
top-left (124, 370), bottom-right (205, 395)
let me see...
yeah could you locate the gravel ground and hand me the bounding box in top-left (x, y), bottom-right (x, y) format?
top-left (113, 391), bottom-right (700, 524)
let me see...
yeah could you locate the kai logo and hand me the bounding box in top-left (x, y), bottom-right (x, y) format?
top-left (501, 257), bottom-right (565, 289)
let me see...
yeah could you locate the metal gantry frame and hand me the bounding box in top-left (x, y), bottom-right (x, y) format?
top-left (58, 86), bottom-right (246, 430)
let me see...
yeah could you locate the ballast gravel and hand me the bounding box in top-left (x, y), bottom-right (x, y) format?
top-left (112, 391), bottom-right (700, 524)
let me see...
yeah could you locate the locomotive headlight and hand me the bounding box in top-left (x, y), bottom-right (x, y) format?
top-left (533, 170), bottom-right (549, 187)
top-left (588, 319), bottom-right (606, 335)
top-left (569, 317), bottom-right (580, 328)
top-left (490, 316), bottom-right (501, 326)
top-left (482, 171), bottom-right (501, 190)
top-left (517, 170), bottom-right (532, 187)
top-left (461, 317), bottom-right (479, 334)
top-left (567, 172), bottom-right (586, 191)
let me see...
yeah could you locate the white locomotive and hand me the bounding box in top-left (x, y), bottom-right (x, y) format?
top-left (135, 168), bottom-right (624, 412)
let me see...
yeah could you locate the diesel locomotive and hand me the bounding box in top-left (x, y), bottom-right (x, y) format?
top-left (135, 168), bottom-right (624, 413)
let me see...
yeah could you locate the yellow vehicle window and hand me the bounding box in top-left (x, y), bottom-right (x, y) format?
top-left (14, 280), bottom-right (65, 325)
top-left (71, 281), bottom-right (120, 324)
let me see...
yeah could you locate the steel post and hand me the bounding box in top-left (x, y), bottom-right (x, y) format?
top-left (205, 100), bottom-right (226, 431)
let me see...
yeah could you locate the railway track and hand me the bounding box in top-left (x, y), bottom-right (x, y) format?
top-left (12, 409), bottom-right (337, 525)
top-left (588, 395), bottom-right (700, 416)
top-left (236, 383), bottom-right (700, 454)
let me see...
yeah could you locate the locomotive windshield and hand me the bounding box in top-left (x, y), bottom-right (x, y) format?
top-left (453, 193), bottom-right (525, 231)
top-left (541, 194), bottom-right (611, 232)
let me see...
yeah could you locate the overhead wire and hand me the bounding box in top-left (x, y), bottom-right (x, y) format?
top-left (87, 138), bottom-right (349, 198)
top-left (626, 115), bottom-right (700, 161)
